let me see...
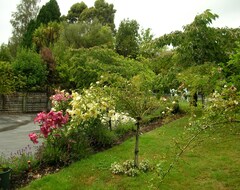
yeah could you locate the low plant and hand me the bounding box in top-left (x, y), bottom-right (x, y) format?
top-left (114, 122), bottom-right (136, 138)
top-left (110, 159), bottom-right (152, 177)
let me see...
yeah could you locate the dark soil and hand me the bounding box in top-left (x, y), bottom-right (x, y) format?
top-left (10, 113), bottom-right (184, 189)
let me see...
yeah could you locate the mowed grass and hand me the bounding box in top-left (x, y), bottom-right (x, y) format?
top-left (22, 116), bottom-right (240, 190)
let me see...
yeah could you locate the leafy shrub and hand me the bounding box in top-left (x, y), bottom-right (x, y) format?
top-left (86, 119), bottom-right (117, 149)
top-left (12, 49), bottom-right (47, 91)
top-left (0, 61), bottom-right (15, 94)
top-left (114, 122), bottom-right (136, 138)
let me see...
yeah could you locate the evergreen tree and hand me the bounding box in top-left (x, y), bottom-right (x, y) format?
top-left (36, 0), bottom-right (61, 25)
top-left (115, 19), bottom-right (140, 59)
top-left (67, 2), bottom-right (87, 23)
top-left (22, 0), bottom-right (61, 48)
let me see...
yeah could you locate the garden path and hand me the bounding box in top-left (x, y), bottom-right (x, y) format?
top-left (0, 113), bottom-right (40, 157)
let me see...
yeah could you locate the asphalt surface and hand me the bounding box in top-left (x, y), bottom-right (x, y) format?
top-left (0, 113), bottom-right (41, 157)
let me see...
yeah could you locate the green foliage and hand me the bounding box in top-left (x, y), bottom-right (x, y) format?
top-left (73, 0), bottom-right (116, 31)
top-left (86, 120), bottom-right (117, 149)
top-left (114, 122), bottom-right (136, 138)
top-left (149, 51), bottom-right (180, 96)
top-left (21, 19), bottom-right (37, 48)
top-left (177, 9), bottom-right (220, 65)
top-left (10, 0), bottom-right (39, 46)
top-left (0, 44), bottom-right (12, 62)
top-left (58, 19), bottom-right (114, 49)
top-left (196, 85), bottom-right (240, 125)
top-left (22, 0), bottom-right (61, 49)
top-left (113, 76), bottom-right (160, 120)
top-left (12, 49), bottom-right (47, 91)
top-left (223, 41), bottom-right (240, 89)
top-left (0, 61), bottom-right (16, 94)
top-left (177, 63), bottom-right (223, 97)
top-left (33, 22), bottom-right (61, 50)
top-left (0, 145), bottom-right (38, 175)
top-left (138, 28), bottom-right (162, 58)
top-left (115, 19), bottom-right (140, 58)
top-left (156, 10), bottom-right (240, 67)
top-left (94, 0), bottom-right (116, 31)
top-left (36, 128), bottom-right (89, 165)
top-left (55, 47), bottom-right (152, 90)
top-left (36, 0), bottom-right (61, 25)
top-left (66, 2), bottom-right (87, 23)
top-left (79, 7), bottom-right (96, 22)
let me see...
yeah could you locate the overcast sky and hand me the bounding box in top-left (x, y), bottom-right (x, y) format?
top-left (1, 0), bottom-right (240, 44)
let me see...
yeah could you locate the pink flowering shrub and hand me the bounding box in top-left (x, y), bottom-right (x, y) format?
top-left (28, 133), bottom-right (38, 144)
top-left (50, 89), bottom-right (72, 113)
top-left (29, 110), bottom-right (89, 165)
top-left (29, 111), bottom-right (69, 144)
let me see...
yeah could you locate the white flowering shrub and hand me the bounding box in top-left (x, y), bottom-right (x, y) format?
top-left (110, 159), bottom-right (152, 177)
top-left (66, 84), bottom-right (137, 148)
top-left (203, 85), bottom-right (240, 122)
top-left (67, 83), bottom-right (136, 130)
top-left (101, 111), bottom-right (136, 129)
top-left (110, 162), bottom-right (124, 174)
top-left (160, 96), bottom-right (180, 115)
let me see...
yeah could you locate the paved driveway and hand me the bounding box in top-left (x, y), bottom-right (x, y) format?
top-left (0, 113), bottom-right (41, 157)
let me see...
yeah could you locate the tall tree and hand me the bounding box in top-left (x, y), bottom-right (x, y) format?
top-left (76, 0), bottom-right (116, 32)
top-left (10, 0), bottom-right (39, 44)
top-left (94, 0), bottom-right (116, 31)
top-left (22, 0), bottom-right (61, 48)
top-left (10, 0), bottom-right (39, 54)
top-left (58, 19), bottom-right (114, 49)
top-left (115, 19), bottom-right (140, 59)
top-left (178, 9), bottom-right (219, 65)
top-left (36, 0), bottom-right (61, 25)
top-left (21, 19), bottom-right (37, 48)
top-left (79, 7), bottom-right (96, 23)
top-left (66, 2), bottom-right (87, 23)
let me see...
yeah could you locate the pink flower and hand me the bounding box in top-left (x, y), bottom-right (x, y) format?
top-left (31, 111), bottom-right (69, 141)
top-left (29, 133), bottom-right (38, 144)
top-left (34, 112), bottom-right (47, 124)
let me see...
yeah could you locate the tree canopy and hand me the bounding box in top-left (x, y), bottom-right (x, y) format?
top-left (115, 19), bottom-right (140, 59)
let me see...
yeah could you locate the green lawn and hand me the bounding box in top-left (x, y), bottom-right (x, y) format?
top-left (22, 116), bottom-right (240, 190)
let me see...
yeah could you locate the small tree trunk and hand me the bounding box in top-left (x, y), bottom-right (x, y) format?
top-left (108, 118), bottom-right (112, 131)
top-left (134, 117), bottom-right (141, 168)
top-left (190, 92), bottom-right (198, 107)
top-left (201, 94), bottom-right (205, 108)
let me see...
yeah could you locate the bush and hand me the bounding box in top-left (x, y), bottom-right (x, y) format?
top-left (86, 119), bottom-right (117, 149)
top-left (114, 122), bottom-right (136, 138)
top-left (12, 48), bottom-right (47, 91)
top-left (0, 61), bottom-right (15, 94)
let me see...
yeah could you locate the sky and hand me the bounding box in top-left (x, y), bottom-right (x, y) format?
top-left (1, 0), bottom-right (240, 44)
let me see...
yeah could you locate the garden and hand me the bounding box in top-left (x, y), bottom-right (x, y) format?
top-left (0, 0), bottom-right (240, 189)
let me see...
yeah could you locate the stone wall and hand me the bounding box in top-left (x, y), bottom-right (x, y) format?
top-left (0, 92), bottom-right (49, 113)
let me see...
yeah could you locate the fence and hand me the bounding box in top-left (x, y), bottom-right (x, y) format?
top-left (0, 92), bottom-right (50, 113)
